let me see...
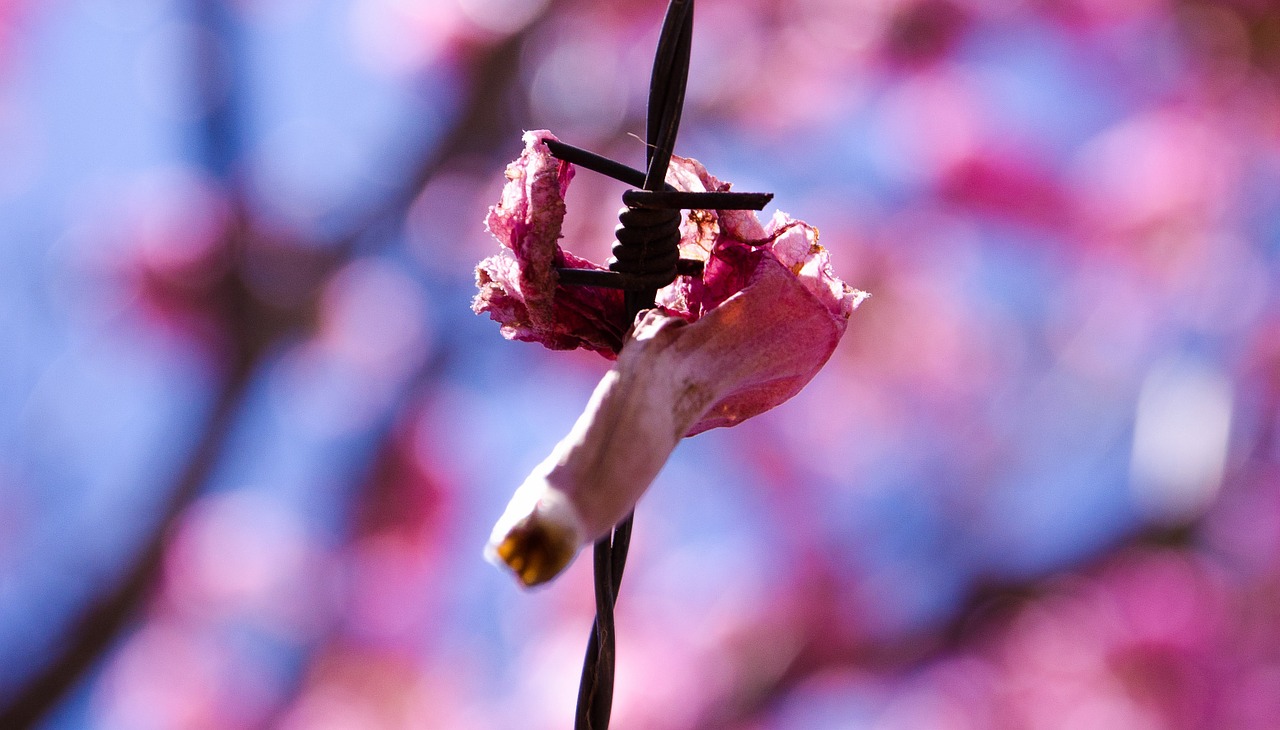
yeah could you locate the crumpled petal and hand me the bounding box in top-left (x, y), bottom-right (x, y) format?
top-left (659, 153), bottom-right (864, 433)
top-left (473, 130), bottom-right (627, 356)
top-left (479, 132), bottom-right (868, 587)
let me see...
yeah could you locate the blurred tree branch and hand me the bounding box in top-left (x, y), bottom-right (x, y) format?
top-left (0, 1), bottom-right (555, 724)
top-left (697, 517), bottom-right (1219, 729)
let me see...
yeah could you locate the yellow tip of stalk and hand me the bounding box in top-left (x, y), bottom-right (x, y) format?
top-left (491, 515), bottom-right (578, 588)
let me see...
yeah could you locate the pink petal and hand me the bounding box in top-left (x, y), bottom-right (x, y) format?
top-left (472, 130), bottom-right (626, 356)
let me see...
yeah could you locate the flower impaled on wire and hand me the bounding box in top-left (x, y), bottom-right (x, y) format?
top-left (475, 131), bottom-right (867, 587)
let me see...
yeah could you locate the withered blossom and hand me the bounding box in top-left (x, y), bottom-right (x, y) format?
top-left (476, 131), bottom-right (867, 586)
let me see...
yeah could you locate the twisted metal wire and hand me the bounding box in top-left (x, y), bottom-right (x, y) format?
top-left (572, 5), bottom-right (693, 723)
top-left (609, 206), bottom-right (683, 290)
top-left (542, 1), bottom-right (771, 726)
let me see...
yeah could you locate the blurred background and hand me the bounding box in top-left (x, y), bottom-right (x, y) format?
top-left (2, 0), bottom-right (1279, 727)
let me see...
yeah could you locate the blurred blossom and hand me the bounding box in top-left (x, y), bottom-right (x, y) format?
top-left (344, 534), bottom-right (436, 645)
top-left (262, 257), bottom-right (431, 437)
top-left (349, 0), bottom-right (548, 75)
top-left (118, 166), bottom-right (236, 353)
top-left (235, 0), bottom-right (320, 27)
top-left (250, 116), bottom-right (374, 232)
top-left (682, 3), bottom-right (766, 111)
top-left (881, 0), bottom-right (971, 69)
top-left (1044, 0), bottom-right (1171, 31)
top-left (278, 648), bottom-right (481, 730)
top-left (1201, 469), bottom-right (1280, 576)
top-left (134, 20), bottom-right (228, 121)
top-left (457, 0), bottom-right (552, 36)
top-left (1047, 266), bottom-right (1157, 381)
top-left (938, 146), bottom-right (1072, 230)
top-left (503, 621), bottom-right (592, 728)
top-left (165, 490), bottom-right (328, 638)
top-left (316, 258), bottom-right (432, 378)
top-left (268, 263), bottom-right (430, 438)
top-left (347, 0), bottom-right (467, 74)
top-left (1129, 357), bottom-right (1233, 522)
top-left (1071, 110), bottom-right (1233, 250)
top-left (126, 168), bottom-right (232, 273)
top-left (94, 619), bottom-right (279, 730)
top-left (0, 93), bottom-right (42, 200)
top-left (525, 22), bottom-right (630, 144)
top-left (871, 657), bottom-right (999, 729)
top-left (766, 669), bottom-right (880, 729)
top-left (969, 550), bottom-right (1233, 728)
top-left (340, 415), bottom-right (454, 645)
top-left (1176, 2), bottom-right (1253, 93)
top-left (867, 68), bottom-right (982, 187)
top-left (406, 163), bottom-right (504, 277)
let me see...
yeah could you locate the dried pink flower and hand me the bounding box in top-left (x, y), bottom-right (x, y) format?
top-left (473, 131), bottom-right (626, 357)
top-left (477, 131), bottom-right (867, 587)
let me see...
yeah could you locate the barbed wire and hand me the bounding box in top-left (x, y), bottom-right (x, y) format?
top-left (542, 2), bottom-right (772, 727)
